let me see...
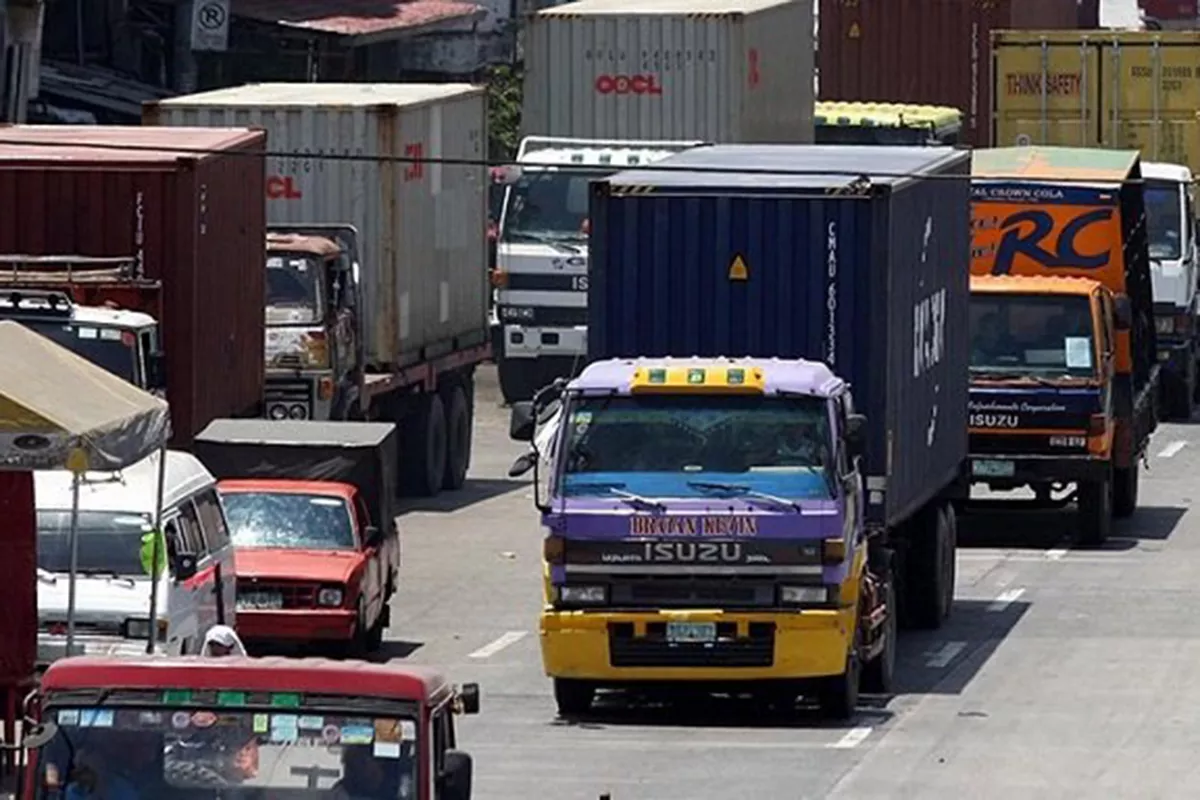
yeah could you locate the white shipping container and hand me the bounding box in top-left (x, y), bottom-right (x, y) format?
top-left (522, 0), bottom-right (814, 143)
top-left (144, 83), bottom-right (488, 370)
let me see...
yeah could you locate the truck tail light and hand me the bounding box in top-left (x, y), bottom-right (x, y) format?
top-left (1088, 414), bottom-right (1107, 436)
top-left (318, 376), bottom-right (334, 400)
top-left (821, 537), bottom-right (847, 564)
top-left (543, 535), bottom-right (565, 565)
top-left (490, 269), bottom-right (508, 288)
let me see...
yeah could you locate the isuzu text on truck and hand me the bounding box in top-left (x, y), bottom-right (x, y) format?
top-left (510, 145), bottom-right (971, 719)
top-left (968, 147), bottom-right (1159, 544)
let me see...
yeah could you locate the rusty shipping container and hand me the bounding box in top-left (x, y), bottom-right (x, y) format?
top-left (523, 0), bottom-right (814, 142)
top-left (0, 126), bottom-right (267, 447)
top-left (145, 84), bottom-right (489, 370)
top-left (817, 0), bottom-right (1089, 146)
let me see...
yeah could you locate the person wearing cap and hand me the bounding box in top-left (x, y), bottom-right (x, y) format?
top-left (200, 624), bottom-right (247, 657)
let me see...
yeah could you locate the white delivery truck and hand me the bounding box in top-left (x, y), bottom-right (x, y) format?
top-left (1143, 161), bottom-right (1200, 419)
top-left (145, 84), bottom-right (490, 496)
top-left (495, 0), bottom-right (815, 403)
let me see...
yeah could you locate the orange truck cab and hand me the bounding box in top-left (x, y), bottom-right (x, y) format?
top-left (18, 655), bottom-right (479, 800)
top-left (969, 147), bottom-right (1160, 544)
top-left (193, 419), bottom-right (401, 656)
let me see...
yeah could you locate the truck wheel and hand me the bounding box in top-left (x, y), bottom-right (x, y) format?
top-left (901, 503), bottom-right (953, 630)
top-left (553, 679), bottom-right (596, 717)
top-left (861, 565), bottom-right (896, 695)
top-left (497, 358), bottom-right (542, 406)
top-left (1112, 462), bottom-right (1139, 520)
top-left (816, 637), bottom-right (861, 720)
top-left (1163, 367), bottom-right (1194, 421)
top-left (1077, 472), bottom-right (1113, 547)
top-left (442, 385), bottom-right (471, 491)
top-left (401, 393), bottom-right (448, 497)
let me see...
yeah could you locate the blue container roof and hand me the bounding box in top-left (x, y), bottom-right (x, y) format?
top-left (603, 144), bottom-right (968, 191)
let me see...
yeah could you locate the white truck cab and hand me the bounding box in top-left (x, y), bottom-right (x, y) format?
top-left (0, 288), bottom-right (163, 391)
top-left (491, 136), bottom-right (703, 404)
top-left (1142, 161), bottom-right (1199, 418)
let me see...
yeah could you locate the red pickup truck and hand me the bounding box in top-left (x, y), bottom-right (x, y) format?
top-left (193, 419), bottom-right (401, 656)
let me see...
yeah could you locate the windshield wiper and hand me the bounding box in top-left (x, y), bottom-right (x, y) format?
top-left (510, 231), bottom-right (584, 254)
top-left (75, 568), bottom-right (136, 585)
top-left (36, 568), bottom-right (57, 584)
top-left (687, 481), bottom-right (801, 512)
top-left (566, 481), bottom-right (667, 511)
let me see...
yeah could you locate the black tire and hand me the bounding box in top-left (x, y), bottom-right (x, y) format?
top-left (553, 679), bottom-right (596, 717)
top-left (363, 614), bottom-right (386, 653)
top-left (816, 647), bottom-right (861, 721)
top-left (497, 358), bottom-right (544, 406)
top-left (442, 385), bottom-right (471, 491)
top-left (901, 502), bottom-right (953, 630)
top-left (401, 393), bottom-right (448, 497)
top-left (1163, 364), bottom-right (1194, 421)
top-left (1112, 461), bottom-right (1139, 520)
top-left (1077, 472), bottom-right (1113, 547)
top-left (861, 571), bottom-right (896, 695)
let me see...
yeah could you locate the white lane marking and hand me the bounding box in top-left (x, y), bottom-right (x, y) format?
top-left (828, 726), bottom-right (873, 749)
top-left (1045, 547), bottom-right (1068, 561)
top-left (958, 553), bottom-right (1134, 564)
top-left (1158, 440), bottom-right (1187, 459)
top-left (468, 630), bottom-right (527, 659)
top-left (925, 641), bottom-right (967, 668)
top-left (988, 587), bottom-right (1026, 612)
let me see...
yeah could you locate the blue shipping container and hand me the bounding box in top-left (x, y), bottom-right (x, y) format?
top-left (589, 144), bottom-right (971, 530)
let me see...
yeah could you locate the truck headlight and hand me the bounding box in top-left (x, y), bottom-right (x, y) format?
top-left (123, 617), bottom-right (168, 641)
top-left (317, 587), bottom-right (344, 607)
top-left (558, 585), bottom-right (606, 605)
top-left (779, 586), bottom-right (833, 605)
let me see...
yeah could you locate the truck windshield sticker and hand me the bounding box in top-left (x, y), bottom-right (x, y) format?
top-left (1065, 337), bottom-right (1093, 368)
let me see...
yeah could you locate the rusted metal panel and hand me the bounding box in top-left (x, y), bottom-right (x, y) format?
top-left (522, 0), bottom-right (813, 142)
top-left (0, 471), bottom-right (35, 683)
top-left (146, 83), bottom-right (490, 370)
top-left (0, 126), bottom-right (267, 447)
top-left (817, 0), bottom-right (1091, 146)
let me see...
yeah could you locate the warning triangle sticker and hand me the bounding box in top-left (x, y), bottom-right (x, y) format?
top-left (728, 254), bottom-right (749, 281)
top-left (848, 22), bottom-right (861, 39)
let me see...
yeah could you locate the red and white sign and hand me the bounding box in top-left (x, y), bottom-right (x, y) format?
top-left (594, 74), bottom-right (663, 96)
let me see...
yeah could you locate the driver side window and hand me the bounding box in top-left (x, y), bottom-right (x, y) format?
top-left (834, 396), bottom-right (851, 477)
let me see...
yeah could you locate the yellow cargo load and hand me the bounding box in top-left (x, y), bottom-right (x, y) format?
top-left (992, 30), bottom-right (1200, 173)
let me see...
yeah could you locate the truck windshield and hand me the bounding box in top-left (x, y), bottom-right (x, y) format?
top-left (37, 510), bottom-right (152, 576)
top-left (558, 395), bottom-right (834, 500)
top-left (21, 320), bottom-right (137, 384)
top-left (36, 706), bottom-right (418, 797)
top-left (266, 254), bottom-right (324, 325)
top-left (1145, 179), bottom-right (1184, 260)
top-left (970, 294), bottom-right (1097, 378)
top-left (502, 169), bottom-right (610, 244)
top-left (221, 491), bottom-right (357, 550)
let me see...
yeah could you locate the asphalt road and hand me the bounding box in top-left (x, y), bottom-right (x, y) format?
top-left (386, 365), bottom-right (1199, 799)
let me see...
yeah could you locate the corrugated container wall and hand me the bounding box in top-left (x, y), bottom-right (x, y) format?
top-left (0, 126), bottom-right (266, 447)
top-left (145, 84), bottom-right (489, 370)
top-left (817, 0), bottom-right (1089, 146)
top-left (589, 145), bottom-right (971, 528)
top-left (992, 31), bottom-right (1200, 174)
top-left (522, 0), bottom-right (814, 142)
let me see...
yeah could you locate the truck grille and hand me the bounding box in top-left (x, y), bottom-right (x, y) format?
top-left (608, 621), bottom-right (775, 668)
top-left (610, 578), bottom-right (776, 609)
top-left (237, 580), bottom-right (316, 609)
top-left (970, 432), bottom-right (1089, 456)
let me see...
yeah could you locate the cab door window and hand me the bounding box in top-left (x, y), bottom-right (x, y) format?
top-left (176, 500), bottom-right (207, 560)
top-left (193, 489), bottom-right (231, 552)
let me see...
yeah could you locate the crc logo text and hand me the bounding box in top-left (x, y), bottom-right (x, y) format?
top-left (594, 74), bottom-right (663, 95)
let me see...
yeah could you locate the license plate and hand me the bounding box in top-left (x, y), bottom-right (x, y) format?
top-left (237, 591), bottom-right (283, 610)
top-left (972, 459), bottom-right (1015, 478)
top-left (666, 622), bottom-right (717, 644)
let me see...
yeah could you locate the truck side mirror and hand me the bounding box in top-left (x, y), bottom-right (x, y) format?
top-left (362, 525), bottom-right (381, 547)
top-left (459, 682), bottom-right (480, 714)
top-left (845, 413), bottom-right (867, 460)
top-left (439, 751), bottom-right (473, 800)
top-left (147, 352), bottom-right (167, 390)
top-left (1113, 295), bottom-right (1133, 331)
top-left (509, 451), bottom-right (536, 478)
top-left (510, 402), bottom-right (535, 441)
top-left (173, 552), bottom-right (198, 582)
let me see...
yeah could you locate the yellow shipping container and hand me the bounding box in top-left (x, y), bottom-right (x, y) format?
top-left (992, 30), bottom-right (1200, 173)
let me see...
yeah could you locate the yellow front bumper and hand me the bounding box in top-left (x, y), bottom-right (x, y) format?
top-left (540, 607), bottom-right (857, 682)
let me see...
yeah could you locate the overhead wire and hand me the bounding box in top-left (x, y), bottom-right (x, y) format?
top-left (0, 137), bottom-right (1171, 186)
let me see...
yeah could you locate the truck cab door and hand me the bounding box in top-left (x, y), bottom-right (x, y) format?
top-left (355, 493), bottom-right (384, 622)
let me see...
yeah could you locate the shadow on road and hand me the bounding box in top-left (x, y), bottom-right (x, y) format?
top-left (957, 503), bottom-right (1076, 550)
top-left (369, 639), bottom-right (424, 662)
top-left (397, 478), bottom-right (526, 513)
top-left (893, 597), bottom-right (1030, 696)
top-left (1114, 504), bottom-right (1187, 542)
